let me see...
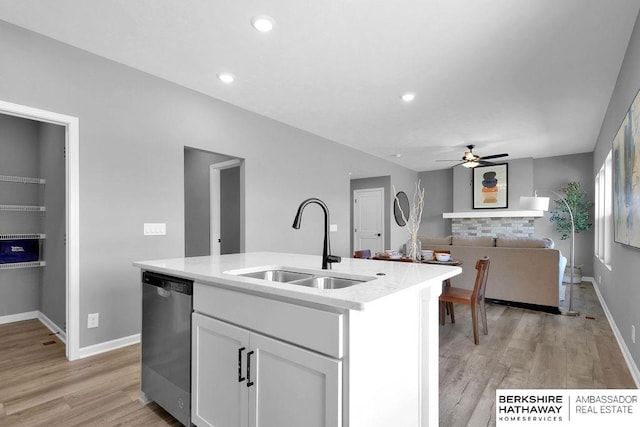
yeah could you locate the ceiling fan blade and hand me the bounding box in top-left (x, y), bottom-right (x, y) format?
top-left (480, 153), bottom-right (508, 160)
top-left (478, 160), bottom-right (497, 166)
top-left (436, 159), bottom-right (462, 162)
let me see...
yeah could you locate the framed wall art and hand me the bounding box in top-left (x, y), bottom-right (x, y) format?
top-left (473, 164), bottom-right (508, 209)
top-left (613, 87), bottom-right (640, 249)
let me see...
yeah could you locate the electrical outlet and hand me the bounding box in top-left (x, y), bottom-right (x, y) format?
top-left (87, 312), bottom-right (99, 329)
top-left (632, 325), bottom-right (636, 344)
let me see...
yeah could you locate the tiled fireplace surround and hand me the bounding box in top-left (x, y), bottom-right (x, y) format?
top-left (451, 217), bottom-right (535, 238)
top-left (443, 210), bottom-right (544, 238)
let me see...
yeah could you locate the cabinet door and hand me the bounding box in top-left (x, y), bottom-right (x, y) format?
top-left (248, 333), bottom-right (342, 427)
top-left (192, 313), bottom-right (250, 427)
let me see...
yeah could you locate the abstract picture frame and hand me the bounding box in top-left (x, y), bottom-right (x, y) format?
top-left (613, 87), bottom-right (640, 249)
top-left (473, 163), bottom-right (508, 209)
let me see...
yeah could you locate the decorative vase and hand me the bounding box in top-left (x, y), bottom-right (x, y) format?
top-left (406, 235), bottom-right (421, 261)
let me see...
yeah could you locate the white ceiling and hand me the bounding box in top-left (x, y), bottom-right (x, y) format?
top-left (1, 0), bottom-right (639, 171)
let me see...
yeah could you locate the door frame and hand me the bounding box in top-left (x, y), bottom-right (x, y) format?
top-left (353, 187), bottom-right (385, 253)
top-left (210, 159), bottom-right (242, 256)
top-left (0, 99), bottom-right (80, 361)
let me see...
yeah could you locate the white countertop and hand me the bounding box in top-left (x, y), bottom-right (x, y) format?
top-left (133, 252), bottom-right (461, 311)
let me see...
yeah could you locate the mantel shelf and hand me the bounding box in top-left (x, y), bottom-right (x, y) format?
top-left (443, 210), bottom-right (544, 219)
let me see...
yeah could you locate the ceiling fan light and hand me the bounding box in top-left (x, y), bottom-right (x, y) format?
top-left (462, 161), bottom-right (479, 168)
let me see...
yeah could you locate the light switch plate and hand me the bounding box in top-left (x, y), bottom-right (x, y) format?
top-left (330, 224), bottom-right (338, 232)
top-left (144, 223), bottom-right (166, 236)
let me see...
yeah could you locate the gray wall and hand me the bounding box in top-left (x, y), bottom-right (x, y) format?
top-left (350, 176), bottom-right (391, 253)
top-left (0, 21), bottom-right (417, 347)
top-left (533, 153), bottom-right (595, 277)
top-left (417, 169), bottom-right (453, 237)
top-left (39, 122), bottom-right (66, 329)
top-left (593, 11), bottom-right (640, 371)
top-left (452, 158), bottom-right (534, 212)
top-left (0, 115), bottom-right (41, 316)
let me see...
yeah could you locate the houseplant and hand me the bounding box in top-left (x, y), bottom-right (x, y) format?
top-left (549, 181), bottom-right (594, 283)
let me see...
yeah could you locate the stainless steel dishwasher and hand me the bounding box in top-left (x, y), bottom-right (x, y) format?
top-left (140, 271), bottom-right (193, 426)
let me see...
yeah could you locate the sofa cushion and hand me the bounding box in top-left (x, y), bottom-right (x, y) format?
top-left (419, 235), bottom-right (452, 245)
top-left (451, 236), bottom-right (495, 247)
top-left (495, 237), bottom-right (554, 248)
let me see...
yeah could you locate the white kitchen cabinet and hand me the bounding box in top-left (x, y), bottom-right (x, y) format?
top-left (192, 312), bottom-right (341, 427)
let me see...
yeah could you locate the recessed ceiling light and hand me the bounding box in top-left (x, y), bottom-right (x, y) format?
top-left (251, 15), bottom-right (275, 32)
top-left (401, 93), bottom-right (416, 102)
top-left (217, 72), bottom-right (235, 84)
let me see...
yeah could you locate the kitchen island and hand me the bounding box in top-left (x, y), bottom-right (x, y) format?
top-left (134, 252), bottom-right (461, 427)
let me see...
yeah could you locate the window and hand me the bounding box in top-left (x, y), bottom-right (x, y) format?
top-left (595, 150), bottom-right (612, 269)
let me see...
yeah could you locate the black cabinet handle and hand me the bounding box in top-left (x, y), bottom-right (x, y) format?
top-left (238, 347), bottom-right (246, 382)
top-left (246, 350), bottom-right (255, 387)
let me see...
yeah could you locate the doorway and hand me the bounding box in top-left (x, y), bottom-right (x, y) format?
top-left (350, 176), bottom-right (391, 255)
top-left (353, 188), bottom-right (385, 254)
top-left (210, 159), bottom-right (242, 255)
top-left (184, 148), bottom-right (244, 257)
top-left (0, 99), bottom-right (79, 361)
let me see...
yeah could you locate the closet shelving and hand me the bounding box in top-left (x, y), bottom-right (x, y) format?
top-left (0, 174), bottom-right (46, 270)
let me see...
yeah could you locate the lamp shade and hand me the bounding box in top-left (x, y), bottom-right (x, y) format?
top-left (519, 195), bottom-right (550, 211)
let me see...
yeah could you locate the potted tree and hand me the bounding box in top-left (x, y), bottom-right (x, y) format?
top-left (549, 181), bottom-right (594, 283)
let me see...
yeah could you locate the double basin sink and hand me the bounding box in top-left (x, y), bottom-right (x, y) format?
top-left (229, 268), bottom-right (374, 290)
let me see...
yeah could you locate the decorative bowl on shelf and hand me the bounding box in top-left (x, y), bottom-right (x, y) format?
top-left (420, 250), bottom-right (434, 260)
top-left (436, 253), bottom-right (451, 262)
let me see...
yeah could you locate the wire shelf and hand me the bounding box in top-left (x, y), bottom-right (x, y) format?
top-left (0, 261), bottom-right (46, 270)
top-left (0, 205), bottom-right (46, 212)
top-left (0, 175), bottom-right (46, 185)
top-left (0, 233), bottom-right (46, 240)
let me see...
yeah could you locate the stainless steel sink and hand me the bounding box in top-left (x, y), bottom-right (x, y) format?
top-left (289, 276), bottom-right (365, 289)
top-left (239, 269), bottom-right (313, 282)
top-left (231, 267), bottom-right (373, 289)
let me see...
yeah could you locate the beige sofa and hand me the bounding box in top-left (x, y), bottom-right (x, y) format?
top-left (418, 236), bottom-right (567, 313)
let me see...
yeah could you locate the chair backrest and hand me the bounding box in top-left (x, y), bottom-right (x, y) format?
top-left (472, 257), bottom-right (490, 302)
top-left (354, 249), bottom-right (372, 259)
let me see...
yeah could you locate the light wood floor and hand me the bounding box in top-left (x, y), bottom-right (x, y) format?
top-left (439, 281), bottom-right (636, 426)
top-left (0, 281), bottom-right (635, 426)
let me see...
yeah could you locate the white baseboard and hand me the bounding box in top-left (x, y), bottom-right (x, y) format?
top-left (1, 311), bottom-right (139, 360)
top-left (0, 310), bottom-right (38, 324)
top-left (77, 333), bottom-right (140, 359)
top-left (0, 310), bottom-right (67, 342)
top-left (37, 311), bottom-right (67, 344)
top-left (586, 276), bottom-right (640, 388)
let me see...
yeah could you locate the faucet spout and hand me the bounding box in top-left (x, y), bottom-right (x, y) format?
top-left (292, 198), bottom-right (341, 270)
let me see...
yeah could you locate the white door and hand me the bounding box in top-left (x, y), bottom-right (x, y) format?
top-left (249, 333), bottom-right (342, 427)
top-left (353, 188), bottom-right (384, 253)
top-left (192, 313), bottom-right (250, 427)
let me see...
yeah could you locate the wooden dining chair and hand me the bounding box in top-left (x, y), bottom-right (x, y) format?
top-left (439, 257), bottom-right (490, 345)
top-left (353, 249), bottom-right (372, 259)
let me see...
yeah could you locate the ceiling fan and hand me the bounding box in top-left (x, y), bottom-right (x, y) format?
top-left (437, 145), bottom-right (509, 168)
